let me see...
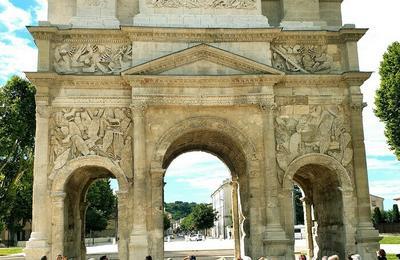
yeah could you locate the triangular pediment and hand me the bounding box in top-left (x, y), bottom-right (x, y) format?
top-left (122, 44), bottom-right (284, 76)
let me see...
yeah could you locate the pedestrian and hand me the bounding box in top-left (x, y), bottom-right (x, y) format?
top-left (190, 256), bottom-right (196, 260)
top-left (377, 249), bottom-right (387, 260)
top-left (145, 256), bottom-right (152, 260)
top-left (100, 255), bottom-right (109, 260)
top-left (40, 256), bottom-right (47, 260)
top-left (328, 256), bottom-right (339, 260)
top-left (299, 254), bottom-right (307, 260)
top-left (56, 254), bottom-right (62, 260)
top-left (351, 254), bottom-right (361, 260)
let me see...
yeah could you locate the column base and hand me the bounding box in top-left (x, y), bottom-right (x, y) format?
top-left (24, 233), bottom-right (50, 260)
top-left (263, 225), bottom-right (292, 260)
top-left (129, 233), bottom-right (149, 260)
top-left (356, 222), bottom-right (381, 260)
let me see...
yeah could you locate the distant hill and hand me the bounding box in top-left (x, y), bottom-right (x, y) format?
top-left (164, 201), bottom-right (198, 220)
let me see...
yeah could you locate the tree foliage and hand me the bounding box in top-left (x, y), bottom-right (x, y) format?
top-left (85, 179), bottom-right (117, 233)
top-left (393, 204), bottom-right (400, 223)
top-left (375, 41), bottom-right (400, 159)
top-left (191, 203), bottom-right (217, 232)
top-left (0, 76), bottom-right (36, 239)
top-left (293, 185), bottom-right (304, 225)
top-left (164, 213), bottom-right (171, 231)
top-left (180, 214), bottom-right (195, 232)
top-left (164, 201), bottom-right (197, 220)
top-left (372, 207), bottom-right (384, 224)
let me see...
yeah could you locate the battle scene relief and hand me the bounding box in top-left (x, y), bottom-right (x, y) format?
top-left (53, 43), bottom-right (132, 74)
top-left (50, 108), bottom-right (133, 177)
top-left (275, 105), bottom-right (353, 174)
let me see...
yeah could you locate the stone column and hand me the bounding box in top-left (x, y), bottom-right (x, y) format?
top-left (79, 201), bottom-right (88, 260)
top-left (129, 103), bottom-right (149, 260)
top-left (150, 168), bottom-right (165, 260)
top-left (347, 85), bottom-right (380, 258)
top-left (260, 102), bottom-right (289, 259)
top-left (117, 191), bottom-right (129, 260)
top-left (231, 178), bottom-right (241, 259)
top-left (301, 197), bottom-right (314, 258)
top-left (25, 103), bottom-right (51, 260)
top-left (50, 192), bottom-right (66, 260)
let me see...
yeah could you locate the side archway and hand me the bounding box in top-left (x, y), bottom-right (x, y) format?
top-left (49, 155), bottom-right (130, 260)
top-left (282, 153), bottom-right (356, 259)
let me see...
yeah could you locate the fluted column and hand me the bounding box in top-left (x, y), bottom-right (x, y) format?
top-left (130, 103), bottom-right (149, 260)
top-left (50, 192), bottom-right (66, 260)
top-left (25, 103), bottom-right (51, 259)
top-left (231, 178), bottom-right (241, 259)
top-left (347, 81), bottom-right (380, 259)
top-left (260, 101), bottom-right (289, 258)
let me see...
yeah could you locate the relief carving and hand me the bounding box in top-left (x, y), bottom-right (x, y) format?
top-left (271, 45), bottom-right (332, 73)
top-left (275, 105), bottom-right (353, 172)
top-left (54, 43), bottom-right (132, 74)
top-left (50, 108), bottom-right (133, 177)
top-left (150, 0), bottom-right (256, 9)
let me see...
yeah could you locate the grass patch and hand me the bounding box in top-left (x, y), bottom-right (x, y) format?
top-left (0, 247), bottom-right (23, 256)
top-left (381, 236), bottom-right (400, 244)
top-left (388, 254), bottom-right (398, 260)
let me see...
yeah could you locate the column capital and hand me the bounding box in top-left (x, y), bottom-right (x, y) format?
top-left (36, 105), bottom-right (51, 119)
top-left (130, 102), bottom-right (147, 118)
top-left (351, 102), bottom-right (367, 112)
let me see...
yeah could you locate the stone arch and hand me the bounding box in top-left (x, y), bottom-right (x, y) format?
top-left (149, 116), bottom-right (264, 258)
top-left (282, 153), bottom-right (353, 192)
top-left (49, 155), bottom-right (130, 260)
top-left (51, 155), bottom-right (129, 194)
top-left (281, 153), bottom-right (356, 259)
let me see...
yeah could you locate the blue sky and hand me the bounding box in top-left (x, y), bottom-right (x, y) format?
top-left (0, 0), bottom-right (399, 209)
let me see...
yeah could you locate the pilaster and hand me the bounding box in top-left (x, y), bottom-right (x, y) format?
top-left (50, 192), bottom-right (66, 260)
top-left (117, 191), bottom-right (129, 260)
top-left (231, 178), bottom-right (241, 259)
top-left (150, 168), bottom-right (165, 260)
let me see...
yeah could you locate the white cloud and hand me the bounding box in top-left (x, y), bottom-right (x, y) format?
top-left (34, 0), bottom-right (48, 22)
top-left (369, 179), bottom-right (400, 209)
top-left (366, 157), bottom-right (400, 171)
top-left (0, 0), bottom-right (32, 32)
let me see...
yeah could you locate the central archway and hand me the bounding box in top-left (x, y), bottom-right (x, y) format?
top-left (149, 117), bottom-right (264, 259)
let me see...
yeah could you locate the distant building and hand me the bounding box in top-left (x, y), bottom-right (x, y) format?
top-left (211, 178), bottom-right (233, 239)
top-left (370, 194), bottom-right (384, 212)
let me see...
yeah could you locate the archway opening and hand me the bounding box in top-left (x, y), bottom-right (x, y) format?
top-left (154, 128), bottom-right (251, 259)
top-left (291, 164), bottom-right (345, 259)
top-left (62, 166), bottom-right (119, 260)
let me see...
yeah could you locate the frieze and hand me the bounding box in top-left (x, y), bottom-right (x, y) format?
top-left (53, 43), bottom-right (132, 74)
top-left (275, 105), bottom-right (353, 173)
top-left (271, 45), bottom-right (333, 73)
top-left (150, 0), bottom-right (256, 9)
top-left (50, 107), bottom-right (133, 177)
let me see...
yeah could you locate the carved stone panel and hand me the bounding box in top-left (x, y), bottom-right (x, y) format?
top-left (271, 45), bottom-right (333, 73)
top-left (50, 108), bottom-right (133, 177)
top-left (149, 0), bottom-right (256, 9)
top-left (275, 105), bottom-right (353, 172)
top-left (53, 43), bottom-right (132, 74)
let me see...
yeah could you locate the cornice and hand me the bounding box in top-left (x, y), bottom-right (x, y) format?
top-left (341, 71), bottom-right (372, 86)
top-left (27, 26), bottom-right (367, 44)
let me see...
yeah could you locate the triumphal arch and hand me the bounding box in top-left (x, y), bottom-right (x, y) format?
top-left (25, 0), bottom-right (380, 259)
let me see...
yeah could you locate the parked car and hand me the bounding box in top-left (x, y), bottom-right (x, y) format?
top-left (188, 234), bottom-right (203, 241)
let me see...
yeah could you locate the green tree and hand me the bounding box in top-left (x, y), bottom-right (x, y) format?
top-left (164, 201), bottom-right (197, 220)
top-left (375, 42), bottom-right (400, 159)
top-left (180, 214), bottom-right (195, 232)
top-left (164, 213), bottom-right (171, 231)
top-left (0, 76), bottom-right (36, 243)
top-left (372, 207), bottom-right (384, 224)
top-left (191, 203), bottom-right (217, 234)
top-left (293, 185), bottom-right (304, 225)
top-left (393, 204), bottom-right (400, 223)
top-left (85, 179), bottom-right (117, 233)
